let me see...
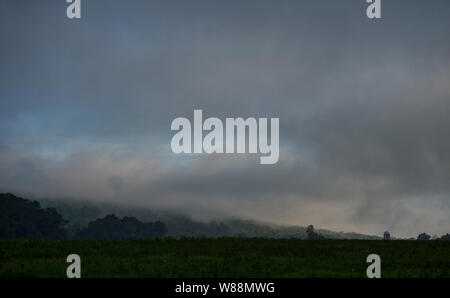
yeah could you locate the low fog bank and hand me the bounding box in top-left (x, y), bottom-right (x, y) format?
top-left (37, 197), bottom-right (382, 240)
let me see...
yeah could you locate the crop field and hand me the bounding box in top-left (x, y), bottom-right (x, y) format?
top-left (0, 239), bottom-right (449, 278)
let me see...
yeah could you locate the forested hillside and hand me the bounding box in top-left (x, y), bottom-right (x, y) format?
top-left (76, 214), bottom-right (167, 239)
top-left (0, 194), bottom-right (166, 240)
top-left (39, 198), bottom-right (381, 239)
top-left (0, 193), bottom-right (67, 239)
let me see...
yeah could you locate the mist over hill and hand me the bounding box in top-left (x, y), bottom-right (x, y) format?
top-left (38, 198), bottom-right (381, 240)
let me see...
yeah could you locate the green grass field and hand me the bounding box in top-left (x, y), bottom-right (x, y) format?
top-left (0, 239), bottom-right (449, 278)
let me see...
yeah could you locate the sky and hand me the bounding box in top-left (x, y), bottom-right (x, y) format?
top-left (0, 0), bottom-right (449, 238)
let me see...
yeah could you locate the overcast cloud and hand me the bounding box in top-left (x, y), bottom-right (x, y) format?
top-left (1, 0), bottom-right (449, 237)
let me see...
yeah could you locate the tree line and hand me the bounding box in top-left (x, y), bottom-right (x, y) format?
top-left (1, 193), bottom-right (449, 240)
top-left (0, 193), bottom-right (167, 239)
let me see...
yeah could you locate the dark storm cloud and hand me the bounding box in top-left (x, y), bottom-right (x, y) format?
top-left (0, 0), bottom-right (449, 237)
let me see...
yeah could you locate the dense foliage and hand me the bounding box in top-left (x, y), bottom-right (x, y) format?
top-left (75, 214), bottom-right (167, 239)
top-left (417, 233), bottom-right (431, 241)
top-left (0, 194), bottom-right (167, 240)
top-left (439, 234), bottom-right (450, 241)
top-left (0, 193), bottom-right (67, 239)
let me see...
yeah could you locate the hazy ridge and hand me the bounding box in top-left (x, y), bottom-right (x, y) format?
top-left (39, 199), bottom-right (381, 240)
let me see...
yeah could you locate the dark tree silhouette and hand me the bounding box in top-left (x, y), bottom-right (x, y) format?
top-left (417, 233), bottom-right (431, 241)
top-left (75, 214), bottom-right (168, 239)
top-left (439, 234), bottom-right (450, 241)
top-left (0, 193), bottom-right (67, 239)
top-left (306, 225), bottom-right (324, 240)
